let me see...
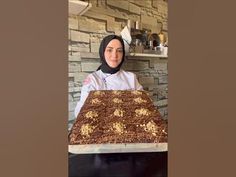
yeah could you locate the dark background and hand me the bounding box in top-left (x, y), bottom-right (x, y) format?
top-left (1, 0), bottom-right (236, 177)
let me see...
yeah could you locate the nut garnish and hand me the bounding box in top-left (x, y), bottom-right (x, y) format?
top-left (85, 111), bottom-right (98, 119)
top-left (132, 90), bottom-right (142, 95)
top-left (94, 91), bottom-right (105, 96)
top-left (134, 97), bottom-right (147, 103)
top-left (112, 122), bottom-right (125, 134)
top-left (135, 108), bottom-right (151, 116)
top-left (113, 108), bottom-right (124, 117)
top-left (91, 98), bottom-right (101, 104)
top-left (140, 121), bottom-right (159, 136)
top-left (112, 90), bottom-right (122, 95)
top-left (146, 121), bottom-right (158, 133)
top-left (113, 98), bottom-right (123, 103)
top-left (80, 124), bottom-right (94, 137)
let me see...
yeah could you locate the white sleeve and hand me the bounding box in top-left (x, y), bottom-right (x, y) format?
top-left (74, 75), bottom-right (96, 118)
top-left (134, 74), bottom-right (143, 90)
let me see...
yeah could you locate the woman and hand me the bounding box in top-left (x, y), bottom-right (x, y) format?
top-left (74, 35), bottom-right (143, 117)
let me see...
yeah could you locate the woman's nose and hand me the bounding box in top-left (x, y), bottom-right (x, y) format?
top-left (111, 50), bottom-right (117, 58)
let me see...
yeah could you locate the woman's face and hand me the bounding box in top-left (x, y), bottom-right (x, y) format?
top-left (104, 39), bottom-right (123, 68)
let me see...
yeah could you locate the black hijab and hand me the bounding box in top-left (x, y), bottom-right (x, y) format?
top-left (97, 35), bottom-right (125, 74)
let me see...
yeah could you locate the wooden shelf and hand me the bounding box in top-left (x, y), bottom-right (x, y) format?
top-left (128, 53), bottom-right (168, 58)
top-left (77, 52), bottom-right (168, 59)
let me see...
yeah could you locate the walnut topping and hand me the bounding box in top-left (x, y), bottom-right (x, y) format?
top-left (135, 108), bottom-right (151, 116)
top-left (132, 90), bottom-right (142, 95)
top-left (94, 91), bottom-right (105, 96)
top-left (91, 98), bottom-right (101, 104)
top-left (85, 111), bottom-right (98, 119)
top-left (113, 109), bottom-right (124, 117)
top-left (112, 122), bottom-right (125, 134)
top-left (112, 98), bottom-right (123, 103)
top-left (133, 97), bottom-right (147, 103)
top-left (112, 90), bottom-right (122, 95)
top-left (141, 121), bottom-right (159, 136)
top-left (80, 124), bottom-right (94, 137)
top-left (145, 121), bottom-right (158, 133)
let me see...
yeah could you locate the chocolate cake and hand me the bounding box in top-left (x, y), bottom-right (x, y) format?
top-left (69, 90), bottom-right (168, 145)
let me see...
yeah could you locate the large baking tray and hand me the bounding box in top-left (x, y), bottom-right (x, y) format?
top-left (68, 143), bottom-right (167, 154)
top-left (69, 90), bottom-right (168, 154)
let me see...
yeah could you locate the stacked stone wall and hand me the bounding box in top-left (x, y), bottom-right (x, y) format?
top-left (68, 0), bottom-right (168, 129)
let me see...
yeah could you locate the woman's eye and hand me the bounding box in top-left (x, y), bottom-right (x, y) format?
top-left (106, 49), bottom-right (112, 52)
top-left (117, 49), bottom-right (123, 53)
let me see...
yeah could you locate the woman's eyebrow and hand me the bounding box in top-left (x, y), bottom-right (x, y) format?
top-left (106, 46), bottom-right (122, 49)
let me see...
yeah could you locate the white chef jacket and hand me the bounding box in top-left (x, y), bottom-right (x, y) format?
top-left (74, 69), bottom-right (143, 117)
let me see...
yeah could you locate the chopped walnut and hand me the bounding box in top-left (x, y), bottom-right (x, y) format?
top-left (113, 109), bottom-right (124, 117)
top-left (91, 98), bottom-right (101, 104)
top-left (112, 122), bottom-right (125, 134)
top-left (146, 121), bottom-right (158, 133)
top-left (94, 91), bottom-right (105, 96)
top-left (132, 90), bottom-right (142, 95)
top-left (133, 97), bottom-right (147, 103)
top-left (112, 90), bottom-right (122, 95)
top-left (112, 98), bottom-right (123, 103)
top-left (135, 108), bottom-right (151, 116)
top-left (80, 124), bottom-right (94, 137)
top-left (85, 111), bottom-right (98, 119)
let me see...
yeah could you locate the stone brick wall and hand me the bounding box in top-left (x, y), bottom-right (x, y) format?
top-left (68, 0), bottom-right (168, 130)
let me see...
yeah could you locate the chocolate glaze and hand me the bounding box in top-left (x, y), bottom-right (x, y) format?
top-left (69, 90), bottom-right (168, 144)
